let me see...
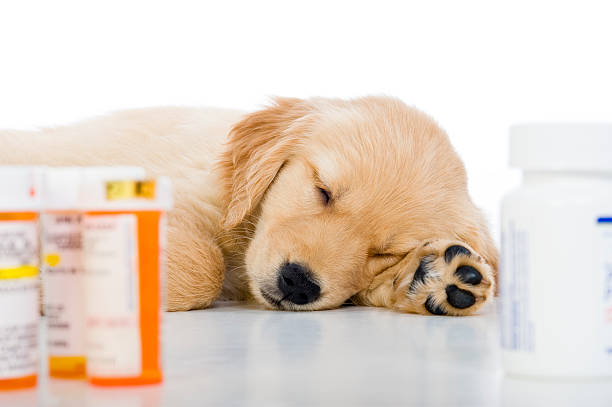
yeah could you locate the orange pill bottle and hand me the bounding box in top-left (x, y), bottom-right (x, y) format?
top-left (80, 173), bottom-right (171, 386)
top-left (0, 167), bottom-right (43, 390)
top-left (41, 167), bottom-right (145, 379)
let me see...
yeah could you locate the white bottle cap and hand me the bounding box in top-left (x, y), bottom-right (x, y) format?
top-left (510, 123), bottom-right (612, 171)
top-left (43, 166), bottom-right (146, 211)
top-left (0, 166), bottom-right (44, 212)
top-left (79, 170), bottom-right (173, 211)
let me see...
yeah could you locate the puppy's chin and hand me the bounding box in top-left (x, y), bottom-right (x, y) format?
top-left (254, 283), bottom-right (350, 312)
top-left (246, 275), bottom-right (286, 309)
top-left (255, 287), bottom-right (315, 311)
top-left (250, 279), bottom-right (322, 311)
top-left (257, 287), bottom-right (285, 309)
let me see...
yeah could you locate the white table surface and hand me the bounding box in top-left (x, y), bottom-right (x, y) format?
top-left (2, 301), bottom-right (611, 407)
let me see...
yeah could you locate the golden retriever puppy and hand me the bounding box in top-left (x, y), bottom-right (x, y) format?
top-left (0, 96), bottom-right (497, 316)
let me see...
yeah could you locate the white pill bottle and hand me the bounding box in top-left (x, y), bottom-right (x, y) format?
top-left (500, 123), bottom-right (612, 378)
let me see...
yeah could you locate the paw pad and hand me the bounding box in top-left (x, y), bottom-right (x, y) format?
top-left (444, 245), bottom-right (470, 263)
top-left (445, 284), bottom-right (475, 309)
top-left (402, 240), bottom-right (493, 316)
top-left (454, 265), bottom-right (482, 285)
top-left (424, 296), bottom-right (447, 315)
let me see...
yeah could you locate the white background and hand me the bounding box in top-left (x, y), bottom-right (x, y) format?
top-left (1, 0), bottom-right (611, 241)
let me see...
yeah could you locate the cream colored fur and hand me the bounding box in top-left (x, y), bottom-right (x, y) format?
top-left (0, 97), bottom-right (498, 315)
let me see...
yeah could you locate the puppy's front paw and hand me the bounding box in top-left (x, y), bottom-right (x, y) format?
top-left (394, 240), bottom-right (494, 316)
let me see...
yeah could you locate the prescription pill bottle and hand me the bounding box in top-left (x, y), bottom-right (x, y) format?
top-left (500, 123), bottom-right (612, 378)
top-left (41, 167), bottom-right (145, 379)
top-left (0, 167), bottom-right (42, 390)
top-left (80, 173), bottom-right (172, 386)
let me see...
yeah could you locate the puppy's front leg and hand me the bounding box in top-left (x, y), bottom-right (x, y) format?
top-left (165, 207), bottom-right (226, 311)
top-left (356, 239), bottom-right (495, 316)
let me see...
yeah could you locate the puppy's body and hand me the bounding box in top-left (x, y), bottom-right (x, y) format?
top-left (0, 97), bottom-right (498, 315)
top-left (2, 107), bottom-right (248, 309)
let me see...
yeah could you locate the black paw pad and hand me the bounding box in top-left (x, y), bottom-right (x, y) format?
top-left (445, 285), bottom-right (475, 309)
top-left (409, 257), bottom-right (432, 292)
top-left (444, 245), bottom-right (471, 263)
top-left (455, 266), bottom-right (482, 285)
top-left (425, 296), bottom-right (447, 315)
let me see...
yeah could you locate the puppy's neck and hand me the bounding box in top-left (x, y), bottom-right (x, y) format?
top-left (216, 213), bottom-right (259, 301)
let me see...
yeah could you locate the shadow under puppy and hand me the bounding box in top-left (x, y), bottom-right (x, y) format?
top-left (0, 96), bottom-right (498, 316)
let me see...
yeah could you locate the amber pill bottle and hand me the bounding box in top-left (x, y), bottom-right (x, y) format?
top-left (41, 167), bottom-right (144, 380)
top-left (80, 173), bottom-right (171, 386)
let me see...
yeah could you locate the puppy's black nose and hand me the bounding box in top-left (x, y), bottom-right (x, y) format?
top-left (277, 262), bottom-right (321, 305)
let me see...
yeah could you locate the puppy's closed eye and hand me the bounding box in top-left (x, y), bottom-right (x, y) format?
top-left (317, 186), bottom-right (331, 205)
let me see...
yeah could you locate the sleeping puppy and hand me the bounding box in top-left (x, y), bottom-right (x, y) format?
top-left (0, 96), bottom-right (498, 316)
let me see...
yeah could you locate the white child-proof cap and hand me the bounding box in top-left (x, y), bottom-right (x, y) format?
top-left (0, 166), bottom-right (44, 212)
top-left (79, 169), bottom-right (173, 211)
top-left (510, 123), bottom-right (612, 171)
top-left (43, 166), bottom-right (147, 210)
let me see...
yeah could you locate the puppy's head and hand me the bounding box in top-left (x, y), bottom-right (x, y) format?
top-left (219, 97), bottom-right (496, 311)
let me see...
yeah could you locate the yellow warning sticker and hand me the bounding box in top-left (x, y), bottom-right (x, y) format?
top-left (45, 253), bottom-right (61, 267)
top-left (0, 266), bottom-right (39, 279)
top-left (106, 180), bottom-right (156, 200)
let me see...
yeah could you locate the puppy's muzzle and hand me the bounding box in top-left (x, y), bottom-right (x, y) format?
top-left (277, 262), bottom-right (320, 305)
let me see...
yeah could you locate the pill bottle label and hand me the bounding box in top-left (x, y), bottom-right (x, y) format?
top-left (42, 213), bottom-right (85, 357)
top-left (500, 220), bottom-right (535, 352)
top-left (598, 217), bottom-right (612, 354)
top-left (106, 180), bottom-right (156, 200)
top-left (83, 214), bottom-right (141, 377)
top-left (0, 220), bottom-right (39, 379)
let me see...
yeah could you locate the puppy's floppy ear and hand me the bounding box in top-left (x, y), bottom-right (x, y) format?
top-left (218, 97), bottom-right (312, 229)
